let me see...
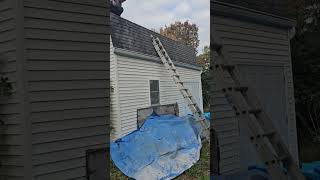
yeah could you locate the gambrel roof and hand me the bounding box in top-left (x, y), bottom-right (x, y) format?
top-left (110, 13), bottom-right (199, 67)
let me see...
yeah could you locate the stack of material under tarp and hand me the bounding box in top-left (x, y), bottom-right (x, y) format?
top-left (110, 115), bottom-right (202, 180)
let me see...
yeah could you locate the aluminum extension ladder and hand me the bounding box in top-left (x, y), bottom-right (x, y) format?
top-left (211, 30), bottom-right (305, 180)
top-left (151, 35), bottom-right (210, 141)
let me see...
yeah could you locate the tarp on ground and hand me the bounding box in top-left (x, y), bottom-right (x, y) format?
top-left (110, 114), bottom-right (202, 180)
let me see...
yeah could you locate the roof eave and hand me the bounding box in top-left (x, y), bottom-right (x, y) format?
top-left (211, 0), bottom-right (297, 29)
top-left (113, 47), bottom-right (202, 71)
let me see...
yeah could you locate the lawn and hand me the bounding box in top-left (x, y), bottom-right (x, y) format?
top-left (110, 142), bottom-right (210, 180)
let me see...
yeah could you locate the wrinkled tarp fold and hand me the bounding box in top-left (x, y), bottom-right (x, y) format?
top-left (111, 115), bottom-right (202, 180)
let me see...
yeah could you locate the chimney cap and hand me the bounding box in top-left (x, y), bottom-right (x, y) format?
top-left (111, 0), bottom-right (126, 16)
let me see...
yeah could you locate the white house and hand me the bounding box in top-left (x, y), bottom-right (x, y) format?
top-left (110, 12), bottom-right (204, 140)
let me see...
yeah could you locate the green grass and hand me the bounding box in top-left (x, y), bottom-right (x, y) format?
top-left (110, 142), bottom-right (210, 180)
top-left (299, 140), bottom-right (320, 163)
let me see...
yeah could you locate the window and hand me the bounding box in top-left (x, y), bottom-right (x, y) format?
top-left (149, 80), bottom-right (160, 105)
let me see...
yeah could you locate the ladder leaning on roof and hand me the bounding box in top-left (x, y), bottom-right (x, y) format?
top-left (150, 35), bottom-right (210, 141)
top-left (211, 28), bottom-right (305, 179)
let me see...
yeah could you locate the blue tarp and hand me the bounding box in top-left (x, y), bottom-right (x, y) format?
top-left (110, 114), bottom-right (202, 180)
top-left (301, 161), bottom-right (320, 180)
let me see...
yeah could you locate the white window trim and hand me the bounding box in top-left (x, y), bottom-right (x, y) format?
top-left (147, 78), bottom-right (161, 107)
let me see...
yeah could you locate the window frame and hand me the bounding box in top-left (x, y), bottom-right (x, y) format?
top-left (148, 79), bottom-right (160, 106)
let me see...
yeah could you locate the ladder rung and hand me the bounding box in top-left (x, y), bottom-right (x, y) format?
top-left (277, 155), bottom-right (289, 162)
top-left (248, 109), bottom-right (262, 115)
top-left (216, 64), bottom-right (235, 71)
top-left (250, 131), bottom-right (276, 140)
top-left (263, 131), bottom-right (276, 138)
top-left (234, 86), bottom-right (248, 93)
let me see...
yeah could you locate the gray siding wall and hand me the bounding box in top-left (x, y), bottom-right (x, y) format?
top-left (212, 15), bottom-right (298, 174)
top-left (0, 0), bottom-right (24, 179)
top-left (23, 0), bottom-right (109, 179)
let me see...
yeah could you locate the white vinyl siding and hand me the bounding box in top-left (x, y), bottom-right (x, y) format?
top-left (112, 52), bottom-right (203, 139)
top-left (110, 39), bottom-right (121, 140)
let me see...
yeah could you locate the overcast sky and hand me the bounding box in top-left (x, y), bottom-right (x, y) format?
top-left (122, 0), bottom-right (210, 54)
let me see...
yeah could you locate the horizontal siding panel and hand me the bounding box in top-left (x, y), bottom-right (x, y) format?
top-left (0, 145), bottom-right (24, 156)
top-left (0, 29), bottom-right (15, 42)
top-left (32, 116), bottom-right (107, 134)
top-left (214, 23), bottom-right (287, 40)
top-left (219, 161), bottom-right (240, 173)
top-left (33, 136), bottom-right (107, 155)
top-left (26, 28), bottom-right (108, 43)
top-left (25, 7), bottom-right (107, 25)
top-left (221, 38), bottom-right (289, 51)
top-left (1, 61), bottom-right (17, 73)
top-left (35, 166), bottom-right (86, 180)
top-left (0, 103), bottom-right (20, 114)
top-left (46, 0), bottom-right (109, 8)
top-left (119, 95), bottom-right (149, 102)
top-left (32, 125), bottom-right (108, 144)
top-left (0, 166), bottom-right (24, 177)
top-left (218, 136), bottom-right (240, 146)
top-left (0, 0), bottom-right (12, 11)
top-left (29, 89), bottom-right (107, 102)
top-left (0, 39), bottom-right (16, 52)
top-left (27, 49), bottom-right (108, 61)
top-left (212, 105), bottom-right (233, 112)
top-left (0, 114), bottom-right (21, 125)
top-left (220, 156), bottom-right (240, 167)
top-left (0, 135), bottom-right (23, 145)
top-left (0, 155), bottom-right (24, 166)
top-left (28, 60), bottom-right (108, 70)
top-left (31, 107), bottom-right (108, 123)
top-left (25, 18), bottom-right (108, 34)
top-left (230, 52), bottom-right (289, 62)
top-left (30, 98), bottom-right (108, 112)
top-left (33, 144), bottom-right (103, 165)
top-left (217, 31), bottom-right (288, 46)
top-left (1, 124), bottom-right (23, 135)
top-left (25, 0), bottom-right (107, 16)
top-left (0, 18), bottom-right (15, 33)
top-left (213, 16), bottom-right (287, 35)
top-left (225, 45), bottom-right (288, 56)
top-left (29, 80), bottom-right (108, 91)
top-left (34, 157), bottom-right (85, 176)
top-left (0, 8), bottom-right (13, 22)
top-left (219, 143), bottom-right (240, 153)
top-left (26, 39), bottom-right (107, 52)
top-left (28, 70), bottom-right (108, 81)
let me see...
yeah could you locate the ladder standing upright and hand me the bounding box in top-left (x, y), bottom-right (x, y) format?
top-left (211, 29), bottom-right (305, 180)
top-left (151, 35), bottom-right (210, 141)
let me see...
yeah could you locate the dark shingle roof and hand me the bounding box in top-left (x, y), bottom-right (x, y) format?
top-left (216, 0), bottom-right (290, 18)
top-left (110, 13), bottom-right (198, 66)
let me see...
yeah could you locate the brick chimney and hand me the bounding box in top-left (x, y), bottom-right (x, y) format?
top-left (111, 0), bottom-right (126, 16)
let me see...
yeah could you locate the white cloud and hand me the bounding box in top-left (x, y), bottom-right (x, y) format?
top-left (121, 0), bottom-right (210, 54)
top-left (174, 1), bottom-right (192, 15)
